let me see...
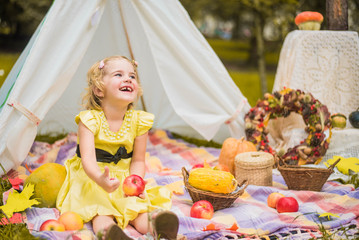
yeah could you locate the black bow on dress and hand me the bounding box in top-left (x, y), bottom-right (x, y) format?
top-left (76, 145), bottom-right (133, 164)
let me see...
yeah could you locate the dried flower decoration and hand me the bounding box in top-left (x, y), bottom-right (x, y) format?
top-left (244, 88), bottom-right (332, 165)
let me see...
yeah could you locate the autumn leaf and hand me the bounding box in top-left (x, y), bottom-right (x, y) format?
top-left (9, 178), bottom-right (23, 190)
top-left (318, 212), bottom-right (340, 221)
top-left (0, 184), bottom-right (39, 218)
top-left (202, 223), bottom-right (220, 231)
top-left (325, 156), bottom-right (359, 175)
top-left (226, 222), bottom-right (239, 231)
top-left (164, 180), bottom-right (184, 195)
top-left (0, 212), bottom-right (24, 225)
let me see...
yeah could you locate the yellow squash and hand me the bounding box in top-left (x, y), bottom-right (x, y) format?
top-left (188, 168), bottom-right (237, 194)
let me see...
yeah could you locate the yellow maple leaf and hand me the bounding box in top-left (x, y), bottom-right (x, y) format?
top-left (0, 184), bottom-right (39, 218)
top-left (325, 156), bottom-right (359, 175)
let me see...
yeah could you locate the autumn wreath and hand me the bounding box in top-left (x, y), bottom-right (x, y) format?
top-left (244, 88), bottom-right (332, 165)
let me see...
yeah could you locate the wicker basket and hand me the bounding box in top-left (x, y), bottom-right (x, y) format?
top-left (234, 152), bottom-right (274, 186)
top-left (278, 159), bottom-right (341, 191)
top-left (182, 167), bottom-right (248, 211)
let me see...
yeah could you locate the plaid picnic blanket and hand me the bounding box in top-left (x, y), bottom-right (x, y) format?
top-left (22, 130), bottom-right (359, 239)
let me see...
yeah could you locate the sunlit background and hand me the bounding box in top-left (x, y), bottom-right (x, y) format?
top-left (1, 0), bottom-right (358, 106)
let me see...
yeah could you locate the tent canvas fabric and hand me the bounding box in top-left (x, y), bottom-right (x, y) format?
top-left (0, 0), bottom-right (251, 174)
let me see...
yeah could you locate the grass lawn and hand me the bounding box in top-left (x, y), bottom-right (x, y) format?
top-left (207, 38), bottom-right (280, 67)
top-left (0, 53), bottom-right (20, 87)
top-left (229, 70), bottom-right (275, 107)
top-left (207, 38), bottom-right (278, 107)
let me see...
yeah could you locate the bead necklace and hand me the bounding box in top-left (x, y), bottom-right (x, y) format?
top-left (99, 109), bottom-right (133, 140)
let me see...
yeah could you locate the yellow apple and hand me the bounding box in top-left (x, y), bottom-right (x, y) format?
top-left (267, 192), bottom-right (285, 209)
top-left (58, 211), bottom-right (84, 231)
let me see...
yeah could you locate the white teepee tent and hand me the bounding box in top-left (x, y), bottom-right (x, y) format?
top-left (0, 0), bottom-right (251, 174)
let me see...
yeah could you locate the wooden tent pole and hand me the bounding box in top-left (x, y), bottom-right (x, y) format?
top-left (118, 0), bottom-right (147, 111)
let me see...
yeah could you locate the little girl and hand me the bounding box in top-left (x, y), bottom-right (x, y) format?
top-left (56, 56), bottom-right (179, 239)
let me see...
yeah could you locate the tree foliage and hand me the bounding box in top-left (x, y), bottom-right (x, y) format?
top-left (0, 0), bottom-right (52, 37)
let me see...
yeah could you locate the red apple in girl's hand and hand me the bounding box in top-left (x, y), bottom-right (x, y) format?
top-left (122, 174), bottom-right (145, 196)
top-left (190, 200), bottom-right (214, 219)
top-left (276, 197), bottom-right (299, 213)
top-left (267, 192), bottom-right (285, 209)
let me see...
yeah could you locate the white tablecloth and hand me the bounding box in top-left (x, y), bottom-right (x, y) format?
top-left (270, 30), bottom-right (359, 160)
top-left (274, 30), bottom-right (359, 117)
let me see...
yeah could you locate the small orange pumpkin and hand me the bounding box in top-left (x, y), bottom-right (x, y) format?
top-left (218, 137), bottom-right (257, 175)
top-left (295, 11), bottom-right (323, 30)
top-left (295, 11), bottom-right (323, 25)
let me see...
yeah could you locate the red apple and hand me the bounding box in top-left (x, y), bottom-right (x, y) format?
top-left (122, 174), bottom-right (145, 196)
top-left (39, 219), bottom-right (66, 231)
top-left (190, 200), bottom-right (214, 219)
top-left (267, 192), bottom-right (285, 209)
top-left (192, 163), bottom-right (204, 169)
top-left (276, 197), bottom-right (299, 213)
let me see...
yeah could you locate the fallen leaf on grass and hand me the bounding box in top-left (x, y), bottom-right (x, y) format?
top-left (0, 184), bottom-right (39, 217)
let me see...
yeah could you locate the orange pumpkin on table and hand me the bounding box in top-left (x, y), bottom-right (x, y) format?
top-left (295, 11), bottom-right (323, 30)
top-left (218, 137), bottom-right (257, 175)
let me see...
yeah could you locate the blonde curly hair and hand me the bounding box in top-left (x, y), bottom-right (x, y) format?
top-left (82, 55), bottom-right (143, 110)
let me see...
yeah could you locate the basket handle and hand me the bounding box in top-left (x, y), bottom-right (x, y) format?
top-left (278, 157), bottom-right (288, 167)
top-left (328, 158), bottom-right (341, 171)
top-left (181, 167), bottom-right (189, 180)
top-left (238, 179), bottom-right (249, 191)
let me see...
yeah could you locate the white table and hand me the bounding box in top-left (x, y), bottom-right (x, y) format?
top-left (270, 30), bottom-right (359, 160)
top-left (273, 30), bottom-right (359, 118)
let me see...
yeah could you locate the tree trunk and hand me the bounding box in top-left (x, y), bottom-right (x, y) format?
top-left (254, 14), bottom-right (267, 96)
top-left (246, 35), bottom-right (257, 67)
top-left (231, 14), bottom-right (241, 40)
top-left (326, 0), bottom-right (348, 30)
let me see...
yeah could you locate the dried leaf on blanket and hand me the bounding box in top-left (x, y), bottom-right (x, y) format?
top-left (202, 222), bottom-right (239, 231)
top-left (164, 180), bottom-right (184, 195)
top-left (145, 153), bottom-right (182, 176)
top-left (145, 153), bottom-right (172, 172)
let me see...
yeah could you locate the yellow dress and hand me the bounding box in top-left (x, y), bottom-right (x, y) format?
top-left (56, 109), bottom-right (172, 228)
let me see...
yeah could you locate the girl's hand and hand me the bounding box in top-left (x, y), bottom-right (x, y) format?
top-left (138, 192), bottom-right (146, 199)
top-left (137, 179), bottom-right (147, 199)
top-left (123, 192), bottom-right (146, 199)
top-left (99, 166), bottom-right (120, 193)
